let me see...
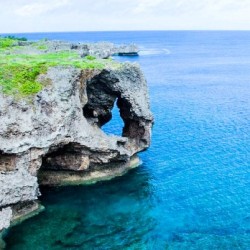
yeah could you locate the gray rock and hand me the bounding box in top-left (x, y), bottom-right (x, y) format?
top-left (0, 207), bottom-right (12, 231)
top-left (86, 42), bottom-right (139, 58)
top-left (0, 44), bottom-right (152, 234)
top-left (12, 40), bottom-right (139, 58)
top-left (113, 44), bottom-right (139, 56)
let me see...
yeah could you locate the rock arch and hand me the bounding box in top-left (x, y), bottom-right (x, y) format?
top-left (0, 63), bottom-right (153, 233)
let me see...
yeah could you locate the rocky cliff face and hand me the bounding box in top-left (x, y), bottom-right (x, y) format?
top-left (15, 40), bottom-right (139, 58)
top-left (0, 52), bottom-right (153, 233)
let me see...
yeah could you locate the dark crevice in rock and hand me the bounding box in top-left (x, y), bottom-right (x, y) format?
top-left (116, 97), bottom-right (143, 139)
top-left (122, 119), bottom-right (146, 139)
top-left (0, 151), bottom-right (17, 172)
top-left (41, 143), bottom-right (90, 172)
top-left (83, 70), bottom-right (149, 141)
top-left (41, 142), bottom-right (128, 174)
top-left (11, 201), bottom-right (40, 219)
top-left (83, 70), bottom-right (119, 127)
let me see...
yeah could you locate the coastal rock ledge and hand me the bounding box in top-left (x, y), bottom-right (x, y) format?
top-left (0, 42), bottom-right (153, 234)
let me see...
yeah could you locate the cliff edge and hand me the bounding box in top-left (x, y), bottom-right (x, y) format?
top-left (0, 37), bottom-right (153, 235)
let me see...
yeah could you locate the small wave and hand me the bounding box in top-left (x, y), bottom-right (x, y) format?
top-left (139, 48), bottom-right (171, 56)
top-left (163, 49), bottom-right (171, 54)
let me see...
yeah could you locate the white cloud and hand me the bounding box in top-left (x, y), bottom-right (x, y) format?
top-left (14, 0), bottom-right (70, 17)
top-left (133, 0), bottom-right (165, 13)
top-left (1, 0), bottom-right (250, 32)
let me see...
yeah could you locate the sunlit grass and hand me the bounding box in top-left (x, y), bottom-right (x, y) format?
top-left (0, 38), bottom-right (121, 97)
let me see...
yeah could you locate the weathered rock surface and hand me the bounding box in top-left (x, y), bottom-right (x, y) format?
top-left (0, 208), bottom-right (12, 231)
top-left (0, 48), bottom-right (153, 233)
top-left (16, 40), bottom-right (139, 58)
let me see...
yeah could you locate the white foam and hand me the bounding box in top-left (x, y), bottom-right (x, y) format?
top-left (139, 48), bottom-right (171, 56)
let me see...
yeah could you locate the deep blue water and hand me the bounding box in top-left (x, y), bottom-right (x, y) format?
top-left (3, 31), bottom-right (250, 249)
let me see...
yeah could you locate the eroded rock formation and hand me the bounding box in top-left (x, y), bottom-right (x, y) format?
top-left (16, 40), bottom-right (139, 58)
top-left (0, 61), bottom-right (153, 233)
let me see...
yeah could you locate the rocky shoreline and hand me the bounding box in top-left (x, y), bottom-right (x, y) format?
top-left (9, 39), bottom-right (139, 58)
top-left (0, 38), bottom-right (153, 242)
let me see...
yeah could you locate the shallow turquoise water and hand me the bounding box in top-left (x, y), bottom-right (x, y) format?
top-left (3, 31), bottom-right (250, 249)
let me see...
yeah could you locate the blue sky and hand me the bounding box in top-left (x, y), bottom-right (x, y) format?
top-left (1, 0), bottom-right (250, 33)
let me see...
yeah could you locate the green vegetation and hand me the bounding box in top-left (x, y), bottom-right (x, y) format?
top-left (0, 51), bottom-right (114, 70)
top-left (31, 43), bottom-right (48, 50)
top-left (4, 35), bottom-right (27, 41)
top-left (0, 63), bottom-right (45, 96)
top-left (0, 37), bottom-right (16, 49)
top-left (85, 55), bottom-right (96, 60)
top-left (0, 36), bottom-right (28, 49)
top-left (37, 45), bottom-right (47, 50)
top-left (0, 38), bottom-right (121, 97)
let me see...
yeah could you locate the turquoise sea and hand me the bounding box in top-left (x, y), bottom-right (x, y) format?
top-left (3, 31), bottom-right (250, 249)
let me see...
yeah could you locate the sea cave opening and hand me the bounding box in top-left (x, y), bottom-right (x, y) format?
top-left (101, 99), bottom-right (125, 136)
top-left (82, 71), bottom-right (128, 138)
top-left (40, 143), bottom-right (86, 172)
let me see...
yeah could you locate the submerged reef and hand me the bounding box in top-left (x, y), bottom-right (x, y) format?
top-left (0, 37), bottom-right (153, 235)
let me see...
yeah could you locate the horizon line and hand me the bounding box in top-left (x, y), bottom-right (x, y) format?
top-left (2, 29), bottom-right (250, 35)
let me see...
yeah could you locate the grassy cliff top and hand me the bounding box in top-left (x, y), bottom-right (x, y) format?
top-left (0, 37), bottom-right (121, 97)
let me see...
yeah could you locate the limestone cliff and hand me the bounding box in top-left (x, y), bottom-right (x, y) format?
top-left (0, 39), bottom-right (153, 234)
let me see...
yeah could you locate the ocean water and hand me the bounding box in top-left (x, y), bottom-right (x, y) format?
top-left (3, 31), bottom-right (250, 249)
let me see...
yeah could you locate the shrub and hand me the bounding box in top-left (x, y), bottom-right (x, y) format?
top-left (85, 55), bottom-right (96, 60)
top-left (0, 38), bottom-right (16, 48)
top-left (0, 63), bottom-right (46, 96)
top-left (0, 43), bottom-right (121, 97)
top-left (4, 35), bottom-right (27, 41)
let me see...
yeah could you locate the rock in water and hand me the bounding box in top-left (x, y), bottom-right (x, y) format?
top-left (0, 39), bottom-right (153, 234)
